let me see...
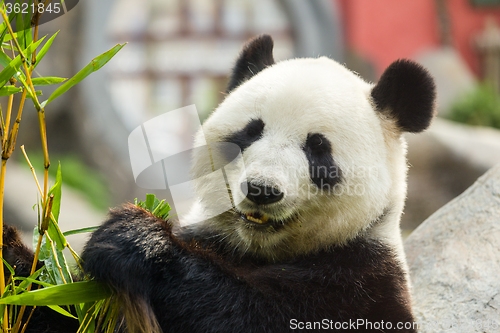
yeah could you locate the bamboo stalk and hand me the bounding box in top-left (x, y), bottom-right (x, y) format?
top-left (6, 90), bottom-right (27, 161)
top-left (20, 146), bottom-right (43, 200)
top-left (19, 306), bottom-right (36, 333)
top-left (0, 104), bottom-right (4, 145)
top-left (2, 95), bottom-right (13, 149)
top-left (0, 158), bottom-right (7, 331)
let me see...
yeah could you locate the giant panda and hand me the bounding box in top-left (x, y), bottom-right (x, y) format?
top-left (4, 34), bottom-right (436, 333)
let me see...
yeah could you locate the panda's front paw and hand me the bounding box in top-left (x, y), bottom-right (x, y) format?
top-left (82, 204), bottom-right (173, 293)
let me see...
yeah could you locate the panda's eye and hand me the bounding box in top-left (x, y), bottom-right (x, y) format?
top-left (244, 119), bottom-right (265, 138)
top-left (307, 133), bottom-right (323, 147)
top-left (224, 118), bottom-right (265, 153)
top-left (303, 133), bottom-right (341, 189)
top-left (305, 133), bottom-right (329, 154)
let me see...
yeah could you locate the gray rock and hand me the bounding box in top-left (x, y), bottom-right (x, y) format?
top-left (405, 164), bottom-right (500, 333)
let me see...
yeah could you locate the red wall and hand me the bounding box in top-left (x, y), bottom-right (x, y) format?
top-left (337, 0), bottom-right (500, 76)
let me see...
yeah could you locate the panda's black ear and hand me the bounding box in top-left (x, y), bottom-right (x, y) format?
top-left (226, 34), bottom-right (275, 94)
top-left (371, 59), bottom-right (436, 133)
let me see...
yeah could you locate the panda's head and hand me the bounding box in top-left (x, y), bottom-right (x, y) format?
top-left (189, 35), bottom-right (435, 261)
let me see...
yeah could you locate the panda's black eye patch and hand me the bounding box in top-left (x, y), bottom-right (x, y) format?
top-left (224, 119), bottom-right (265, 153)
top-left (303, 133), bottom-right (341, 190)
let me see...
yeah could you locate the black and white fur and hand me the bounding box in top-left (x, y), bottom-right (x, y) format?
top-left (5, 35), bottom-right (436, 333)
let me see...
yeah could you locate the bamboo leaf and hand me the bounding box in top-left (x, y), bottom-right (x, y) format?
top-left (39, 228), bottom-right (71, 284)
top-left (23, 0), bottom-right (33, 47)
top-left (0, 85), bottom-right (21, 96)
top-left (41, 43), bottom-right (126, 108)
top-left (0, 281), bottom-right (112, 306)
top-left (145, 193), bottom-right (155, 211)
top-left (47, 221), bottom-right (67, 250)
top-left (136, 194), bottom-right (171, 219)
top-left (48, 305), bottom-right (78, 319)
top-left (32, 31), bottom-right (58, 69)
top-left (1, 259), bottom-right (14, 278)
top-left (63, 226), bottom-right (98, 237)
top-left (35, 226), bottom-right (70, 285)
top-left (0, 50), bottom-right (12, 67)
top-left (31, 77), bottom-right (67, 86)
top-left (0, 0), bottom-right (19, 45)
top-left (16, 267), bottom-right (44, 290)
top-left (0, 36), bottom-right (46, 88)
top-left (1, 31), bottom-right (17, 43)
top-left (48, 163), bottom-right (62, 222)
top-left (14, 277), bottom-right (52, 289)
top-left (15, 69), bottom-right (36, 99)
top-left (15, 5), bottom-right (25, 49)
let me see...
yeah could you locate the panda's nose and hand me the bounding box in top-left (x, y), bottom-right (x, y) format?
top-left (241, 182), bottom-right (284, 205)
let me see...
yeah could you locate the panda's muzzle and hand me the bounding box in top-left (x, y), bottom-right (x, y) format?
top-left (242, 182), bottom-right (284, 205)
top-left (239, 182), bottom-right (287, 228)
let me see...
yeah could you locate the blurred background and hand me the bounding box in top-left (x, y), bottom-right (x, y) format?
top-left (3, 0), bottom-right (500, 250)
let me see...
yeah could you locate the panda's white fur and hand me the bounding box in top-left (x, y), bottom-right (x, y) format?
top-left (189, 56), bottom-right (408, 267)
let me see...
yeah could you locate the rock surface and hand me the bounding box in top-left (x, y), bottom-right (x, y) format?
top-left (405, 164), bottom-right (500, 333)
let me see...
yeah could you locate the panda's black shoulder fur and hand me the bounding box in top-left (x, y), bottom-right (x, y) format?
top-left (77, 205), bottom-right (416, 333)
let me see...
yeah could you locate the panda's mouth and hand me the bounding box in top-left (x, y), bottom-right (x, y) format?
top-left (238, 211), bottom-right (295, 231)
top-left (241, 211), bottom-right (270, 225)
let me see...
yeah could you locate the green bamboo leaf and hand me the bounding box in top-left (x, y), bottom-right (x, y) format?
top-left (0, 36), bottom-right (46, 88)
top-left (1, 31), bottom-right (17, 43)
top-left (1, 259), bottom-right (15, 278)
top-left (35, 224), bottom-right (70, 285)
top-left (14, 276), bottom-right (52, 289)
top-left (0, 85), bottom-right (21, 96)
top-left (16, 267), bottom-right (44, 291)
top-left (14, 71), bottom-right (43, 98)
top-left (39, 224), bottom-right (71, 284)
top-left (63, 226), bottom-right (98, 237)
top-left (41, 43), bottom-right (126, 108)
top-left (145, 193), bottom-right (155, 211)
top-left (0, 0), bottom-right (20, 45)
top-left (50, 247), bottom-right (72, 285)
top-left (136, 194), bottom-right (171, 219)
top-left (15, 5), bottom-right (26, 50)
top-left (48, 305), bottom-right (78, 319)
top-left (32, 31), bottom-right (58, 69)
top-left (0, 53), bottom-right (44, 96)
top-left (48, 163), bottom-right (62, 222)
top-left (15, 70), bottom-right (36, 99)
top-left (47, 221), bottom-right (67, 250)
top-left (0, 50), bottom-right (12, 67)
top-left (31, 77), bottom-right (67, 86)
top-left (0, 281), bottom-right (112, 306)
top-left (23, 0), bottom-right (33, 47)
